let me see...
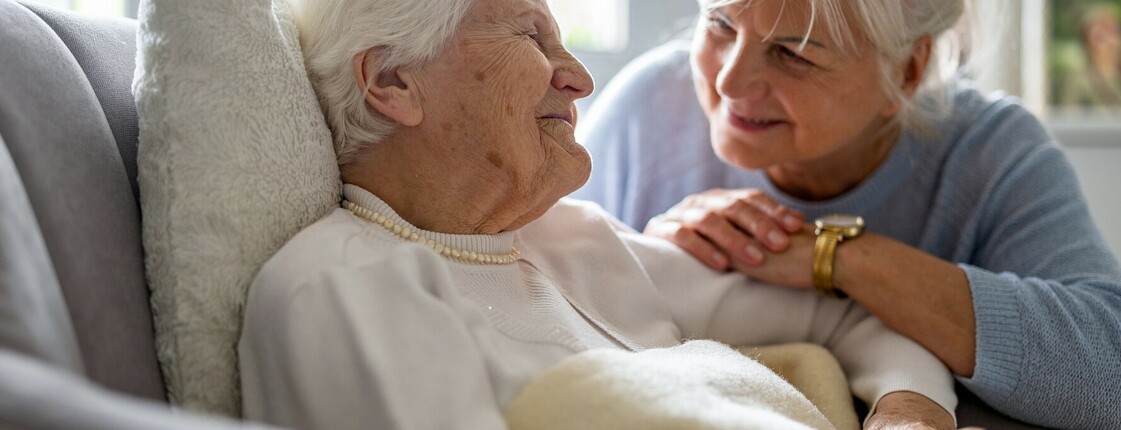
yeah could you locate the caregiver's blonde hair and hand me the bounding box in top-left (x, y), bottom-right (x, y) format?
top-left (287, 0), bottom-right (473, 164)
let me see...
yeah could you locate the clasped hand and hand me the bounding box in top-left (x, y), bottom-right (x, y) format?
top-left (647, 192), bottom-right (973, 429)
top-left (644, 188), bottom-right (816, 288)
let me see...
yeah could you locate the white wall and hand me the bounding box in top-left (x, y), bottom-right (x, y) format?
top-left (573, 0), bottom-right (697, 113)
top-left (1063, 146), bottom-right (1121, 258)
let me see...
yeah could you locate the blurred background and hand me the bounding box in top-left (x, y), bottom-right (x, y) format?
top-left (1048, 0), bottom-right (1121, 114)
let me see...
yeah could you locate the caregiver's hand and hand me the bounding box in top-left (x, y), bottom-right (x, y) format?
top-left (865, 391), bottom-right (954, 430)
top-left (644, 188), bottom-right (804, 270)
top-left (728, 228), bottom-right (815, 288)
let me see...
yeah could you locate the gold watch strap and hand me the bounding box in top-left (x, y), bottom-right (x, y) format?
top-left (812, 230), bottom-right (848, 299)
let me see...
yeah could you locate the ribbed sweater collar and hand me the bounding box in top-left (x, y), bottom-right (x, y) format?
top-left (343, 183), bottom-right (518, 256)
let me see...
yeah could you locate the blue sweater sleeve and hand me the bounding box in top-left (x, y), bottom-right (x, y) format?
top-left (572, 40), bottom-right (723, 229)
top-left (951, 109), bottom-right (1121, 428)
top-left (571, 77), bottom-right (632, 218)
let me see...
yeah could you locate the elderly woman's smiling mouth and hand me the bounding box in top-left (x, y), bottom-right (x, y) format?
top-left (538, 112), bottom-right (574, 126)
top-left (537, 101), bottom-right (578, 126)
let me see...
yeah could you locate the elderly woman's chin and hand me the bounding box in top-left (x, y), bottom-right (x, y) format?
top-left (567, 151), bottom-right (592, 194)
top-left (540, 120), bottom-right (593, 193)
top-left (550, 147), bottom-right (592, 203)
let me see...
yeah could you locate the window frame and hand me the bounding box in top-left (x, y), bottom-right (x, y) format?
top-left (1022, 0), bottom-right (1121, 148)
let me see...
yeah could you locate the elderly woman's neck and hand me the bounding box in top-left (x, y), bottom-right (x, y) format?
top-left (340, 143), bottom-right (537, 235)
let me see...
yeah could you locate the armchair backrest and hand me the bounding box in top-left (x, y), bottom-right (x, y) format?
top-left (0, 0), bottom-right (164, 400)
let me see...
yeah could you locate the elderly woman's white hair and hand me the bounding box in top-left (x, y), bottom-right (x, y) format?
top-left (702, 0), bottom-right (971, 136)
top-left (287, 0), bottom-right (473, 164)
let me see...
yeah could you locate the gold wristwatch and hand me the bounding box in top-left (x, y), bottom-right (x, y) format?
top-left (812, 214), bottom-right (864, 299)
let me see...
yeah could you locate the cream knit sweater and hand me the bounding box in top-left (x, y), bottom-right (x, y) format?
top-left (239, 184), bottom-right (954, 430)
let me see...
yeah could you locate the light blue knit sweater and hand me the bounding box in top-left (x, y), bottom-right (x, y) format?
top-left (572, 40), bottom-right (1121, 429)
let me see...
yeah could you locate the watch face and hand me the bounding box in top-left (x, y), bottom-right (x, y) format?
top-left (817, 214), bottom-right (864, 229)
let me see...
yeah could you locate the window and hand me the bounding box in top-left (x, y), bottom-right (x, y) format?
top-left (548, 0), bottom-right (629, 53)
top-left (1047, 0), bottom-right (1121, 116)
top-left (26, 0), bottom-right (136, 18)
top-left (978, 0), bottom-right (1121, 146)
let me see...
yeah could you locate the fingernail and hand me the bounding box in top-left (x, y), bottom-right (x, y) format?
top-left (767, 230), bottom-right (788, 248)
top-left (744, 245), bottom-right (763, 262)
top-left (784, 215), bottom-right (801, 229)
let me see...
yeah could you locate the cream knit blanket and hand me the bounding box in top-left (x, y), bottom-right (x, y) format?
top-left (505, 340), bottom-right (858, 430)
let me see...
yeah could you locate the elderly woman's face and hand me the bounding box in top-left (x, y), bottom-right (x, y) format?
top-left (410, 0), bottom-right (593, 209)
top-left (691, 0), bottom-right (897, 171)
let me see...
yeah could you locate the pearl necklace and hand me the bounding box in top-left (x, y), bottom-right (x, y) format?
top-left (343, 200), bottom-right (522, 265)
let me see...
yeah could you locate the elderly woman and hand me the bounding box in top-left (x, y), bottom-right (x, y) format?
top-left (238, 0), bottom-right (960, 429)
top-left (574, 0), bottom-right (1121, 428)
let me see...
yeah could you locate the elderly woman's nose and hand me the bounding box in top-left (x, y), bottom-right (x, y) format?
top-left (716, 46), bottom-right (769, 101)
top-left (551, 55), bottom-right (594, 99)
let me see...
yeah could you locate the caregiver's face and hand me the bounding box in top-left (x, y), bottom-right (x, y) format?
top-left (416, 0), bottom-right (593, 208)
top-left (691, 0), bottom-right (895, 171)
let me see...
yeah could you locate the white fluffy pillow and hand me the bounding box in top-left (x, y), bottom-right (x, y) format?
top-left (134, 0), bottom-right (339, 416)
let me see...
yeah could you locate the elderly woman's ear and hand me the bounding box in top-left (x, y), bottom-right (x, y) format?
top-left (353, 47), bottom-right (423, 127)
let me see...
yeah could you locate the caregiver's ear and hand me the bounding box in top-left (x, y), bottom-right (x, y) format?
top-left (353, 47), bottom-right (423, 127)
top-left (900, 34), bottom-right (933, 96)
top-left (880, 34), bottom-right (933, 117)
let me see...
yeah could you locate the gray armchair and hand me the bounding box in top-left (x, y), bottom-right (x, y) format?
top-left (0, 1), bottom-right (1046, 429)
top-left (0, 1), bottom-right (267, 428)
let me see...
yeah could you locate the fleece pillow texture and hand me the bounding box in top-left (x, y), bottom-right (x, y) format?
top-left (134, 0), bottom-right (339, 416)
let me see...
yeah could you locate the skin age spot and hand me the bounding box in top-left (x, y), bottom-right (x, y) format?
top-left (506, 105), bottom-right (514, 117)
top-left (475, 71), bottom-right (486, 81)
top-left (486, 151), bottom-right (504, 168)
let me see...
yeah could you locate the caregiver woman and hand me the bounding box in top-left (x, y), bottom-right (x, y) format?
top-left (575, 0), bottom-right (1121, 428)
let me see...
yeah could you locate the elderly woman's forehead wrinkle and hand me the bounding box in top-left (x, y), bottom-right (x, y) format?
top-left (470, 0), bottom-right (537, 22)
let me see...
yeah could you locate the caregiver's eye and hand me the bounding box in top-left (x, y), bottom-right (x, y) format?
top-left (774, 45), bottom-right (814, 67)
top-left (706, 13), bottom-right (734, 33)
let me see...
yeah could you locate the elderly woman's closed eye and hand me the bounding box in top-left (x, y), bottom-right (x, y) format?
top-left (237, 0), bottom-right (957, 429)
